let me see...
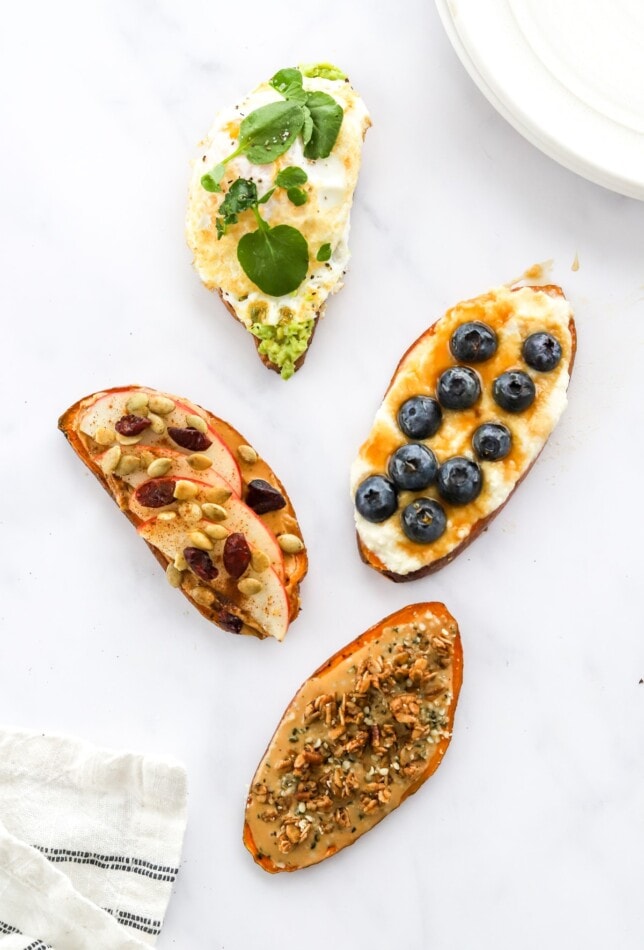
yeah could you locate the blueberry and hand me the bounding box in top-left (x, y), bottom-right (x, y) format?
top-left (493, 370), bottom-right (536, 413)
top-left (437, 366), bottom-right (481, 410)
top-left (450, 321), bottom-right (498, 363)
top-left (437, 457), bottom-right (483, 505)
top-left (397, 395), bottom-right (442, 440)
top-left (388, 444), bottom-right (438, 491)
top-left (472, 423), bottom-right (512, 461)
top-left (522, 332), bottom-right (562, 372)
top-left (355, 475), bottom-right (397, 523)
top-left (401, 498), bottom-right (447, 544)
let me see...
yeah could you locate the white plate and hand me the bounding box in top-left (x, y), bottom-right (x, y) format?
top-left (435, 0), bottom-right (644, 199)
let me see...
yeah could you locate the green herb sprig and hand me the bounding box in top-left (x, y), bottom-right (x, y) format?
top-left (201, 67), bottom-right (344, 193)
top-left (214, 178), bottom-right (309, 297)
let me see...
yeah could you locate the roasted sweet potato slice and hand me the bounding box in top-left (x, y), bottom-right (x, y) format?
top-left (351, 284), bottom-right (577, 580)
top-left (244, 602), bottom-right (462, 871)
top-left (59, 386), bottom-right (307, 640)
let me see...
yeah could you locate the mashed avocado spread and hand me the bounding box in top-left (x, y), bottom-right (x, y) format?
top-left (250, 320), bottom-right (314, 380)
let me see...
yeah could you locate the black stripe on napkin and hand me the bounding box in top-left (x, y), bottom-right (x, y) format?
top-left (0, 924), bottom-right (52, 949)
top-left (35, 847), bottom-right (178, 882)
top-left (104, 908), bottom-right (162, 936)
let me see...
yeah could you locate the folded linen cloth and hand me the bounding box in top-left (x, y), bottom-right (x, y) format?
top-left (0, 728), bottom-right (187, 949)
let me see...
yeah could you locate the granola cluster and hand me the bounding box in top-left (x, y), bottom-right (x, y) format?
top-left (249, 620), bottom-right (456, 858)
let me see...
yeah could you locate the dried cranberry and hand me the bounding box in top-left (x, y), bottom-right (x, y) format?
top-left (167, 426), bottom-right (212, 452)
top-left (135, 478), bottom-right (176, 508)
top-left (183, 547), bottom-right (218, 582)
top-left (245, 479), bottom-right (286, 514)
top-left (215, 610), bottom-right (243, 634)
top-left (223, 533), bottom-right (251, 578)
top-left (115, 414), bottom-right (151, 437)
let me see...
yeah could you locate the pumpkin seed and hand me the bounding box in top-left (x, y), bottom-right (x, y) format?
top-left (238, 578), bottom-right (263, 596)
top-left (193, 586), bottom-right (215, 606)
top-left (94, 427), bottom-right (116, 446)
top-left (189, 530), bottom-right (213, 551)
top-left (116, 454), bottom-right (140, 476)
top-left (186, 414), bottom-right (207, 434)
top-left (126, 392), bottom-right (149, 413)
top-left (204, 486), bottom-right (232, 505)
top-left (165, 564), bottom-right (183, 588)
top-left (187, 453), bottom-right (213, 471)
top-left (178, 502), bottom-right (202, 524)
top-left (251, 550), bottom-right (270, 573)
top-left (115, 431), bottom-right (143, 445)
top-left (173, 480), bottom-right (199, 501)
top-left (148, 412), bottom-right (166, 434)
top-left (201, 503), bottom-right (227, 522)
top-left (203, 524), bottom-right (228, 540)
top-left (237, 444), bottom-right (258, 464)
top-left (100, 444), bottom-right (122, 474)
top-left (278, 533), bottom-right (305, 554)
top-left (148, 395), bottom-right (175, 415)
top-left (147, 457), bottom-right (173, 477)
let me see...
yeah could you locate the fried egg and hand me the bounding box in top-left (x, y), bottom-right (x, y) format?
top-left (186, 65), bottom-right (370, 377)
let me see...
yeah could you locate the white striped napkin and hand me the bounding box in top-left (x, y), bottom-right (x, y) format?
top-left (0, 728), bottom-right (188, 949)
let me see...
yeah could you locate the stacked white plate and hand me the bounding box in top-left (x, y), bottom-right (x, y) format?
top-left (435, 0), bottom-right (644, 199)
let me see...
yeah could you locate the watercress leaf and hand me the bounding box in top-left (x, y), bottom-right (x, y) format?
top-left (302, 110), bottom-right (314, 146)
top-left (257, 187), bottom-right (276, 205)
top-left (275, 166), bottom-right (308, 187)
top-left (287, 186), bottom-right (308, 206)
top-left (201, 161), bottom-right (226, 192)
top-left (219, 178), bottom-right (258, 218)
top-left (239, 101), bottom-right (306, 164)
top-left (237, 224), bottom-right (309, 297)
top-left (316, 242), bottom-right (332, 262)
top-left (303, 91), bottom-right (344, 159)
top-left (269, 68), bottom-right (306, 102)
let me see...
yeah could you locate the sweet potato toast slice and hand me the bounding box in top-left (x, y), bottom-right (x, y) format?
top-left (244, 602), bottom-right (462, 871)
top-left (59, 386), bottom-right (307, 640)
top-left (351, 284), bottom-right (576, 581)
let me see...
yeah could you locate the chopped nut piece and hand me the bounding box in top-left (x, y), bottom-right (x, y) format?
top-left (173, 552), bottom-right (188, 571)
top-left (116, 454), bottom-right (140, 476)
top-left (158, 511), bottom-right (177, 522)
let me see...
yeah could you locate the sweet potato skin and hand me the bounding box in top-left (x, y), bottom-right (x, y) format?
top-left (58, 386), bottom-right (307, 638)
top-left (356, 286), bottom-right (577, 582)
top-left (243, 602), bottom-right (463, 872)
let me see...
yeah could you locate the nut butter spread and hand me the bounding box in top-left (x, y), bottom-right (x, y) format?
top-left (244, 603), bottom-right (462, 871)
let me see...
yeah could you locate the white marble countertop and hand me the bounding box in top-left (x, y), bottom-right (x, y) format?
top-left (1, 1), bottom-right (643, 947)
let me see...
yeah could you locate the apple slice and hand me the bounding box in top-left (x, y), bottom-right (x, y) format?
top-left (77, 389), bottom-right (242, 494)
top-left (138, 512), bottom-right (289, 642)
